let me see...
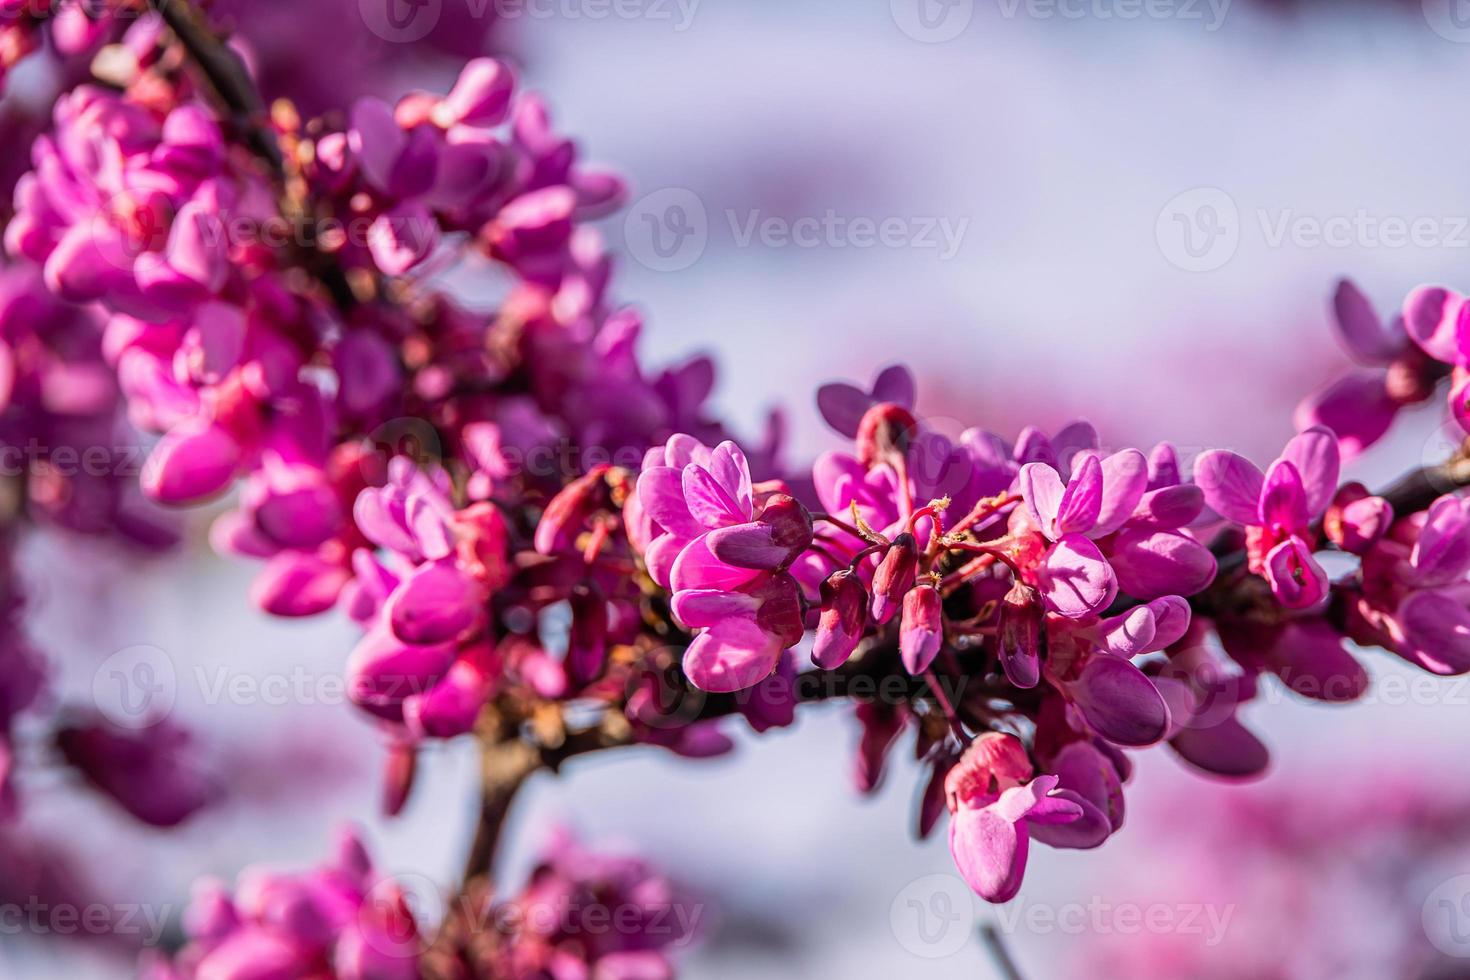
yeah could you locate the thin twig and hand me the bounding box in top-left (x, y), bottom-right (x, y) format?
top-left (979, 924), bottom-right (1026, 980)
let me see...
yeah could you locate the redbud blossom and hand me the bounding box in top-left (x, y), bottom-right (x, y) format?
top-left (900, 583), bottom-right (943, 675)
top-left (1000, 582), bottom-right (1042, 689)
top-left (813, 569), bottom-right (868, 669)
top-left (871, 532), bottom-right (918, 624)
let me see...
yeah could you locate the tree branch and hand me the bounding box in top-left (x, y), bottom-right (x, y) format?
top-left (148, 0), bottom-right (358, 309)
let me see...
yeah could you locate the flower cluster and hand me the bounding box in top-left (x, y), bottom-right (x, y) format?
top-left (4, 1), bottom-right (1470, 970)
top-left (141, 827), bottom-right (697, 980)
top-left (628, 360), bottom-right (1470, 902)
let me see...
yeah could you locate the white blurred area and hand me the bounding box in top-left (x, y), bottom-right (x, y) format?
top-left (16, 1), bottom-right (1470, 976)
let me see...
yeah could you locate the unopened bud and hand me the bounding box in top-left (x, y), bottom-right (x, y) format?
top-left (899, 583), bottom-right (943, 675)
top-left (871, 532), bottom-right (918, 624)
top-left (856, 402), bottom-right (918, 469)
top-left (707, 493), bottom-right (813, 570)
top-left (813, 569), bottom-right (869, 669)
top-left (1000, 581), bottom-right (1042, 689)
top-left (533, 464), bottom-right (610, 555)
top-left (1324, 483), bottom-right (1393, 555)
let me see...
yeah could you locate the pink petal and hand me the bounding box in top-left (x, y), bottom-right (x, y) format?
top-left (1402, 284), bottom-right (1466, 365)
top-left (682, 617), bottom-right (783, 693)
top-left (1108, 529), bottom-right (1216, 600)
top-left (1055, 453), bottom-right (1103, 535)
top-left (948, 804), bottom-right (1027, 903)
top-left (1281, 426), bottom-right (1340, 517)
top-left (1332, 278), bottom-right (1400, 364)
top-left (1396, 590), bottom-right (1470, 676)
top-left (1038, 534), bottom-right (1117, 618)
top-left (1020, 462), bottom-right (1066, 539)
top-left (815, 383), bottom-right (872, 438)
top-left (1091, 450), bottom-right (1148, 536)
top-left (1070, 655), bottom-right (1170, 746)
top-left (1294, 371), bottom-right (1397, 460)
top-left (1258, 459), bottom-right (1309, 530)
top-left (871, 364), bottom-right (917, 406)
top-left (1193, 449), bottom-right (1265, 525)
top-left (669, 534), bottom-right (762, 593)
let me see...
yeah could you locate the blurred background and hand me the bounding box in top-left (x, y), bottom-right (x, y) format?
top-left (13, 0), bottom-right (1470, 976)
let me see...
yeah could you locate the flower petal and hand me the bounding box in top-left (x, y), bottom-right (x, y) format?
top-left (949, 803), bottom-right (1027, 903)
top-left (1070, 655), bottom-right (1170, 747)
top-left (1038, 534), bottom-right (1118, 618)
top-left (1281, 426), bottom-right (1340, 517)
top-left (682, 617), bottom-right (784, 693)
top-left (1192, 450), bottom-right (1265, 525)
top-left (1109, 529), bottom-right (1216, 600)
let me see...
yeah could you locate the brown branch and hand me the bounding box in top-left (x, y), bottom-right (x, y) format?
top-left (147, 0), bottom-right (358, 309)
top-left (460, 738), bottom-right (540, 887)
top-left (147, 0), bottom-right (281, 171)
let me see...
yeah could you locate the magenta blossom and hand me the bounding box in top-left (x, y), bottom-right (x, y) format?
top-left (944, 734), bottom-right (1106, 903)
top-left (1195, 427), bottom-right (1340, 609)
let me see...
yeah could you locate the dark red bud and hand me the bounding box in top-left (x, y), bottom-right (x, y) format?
top-left (568, 581), bottom-right (609, 685)
top-left (856, 402), bottom-right (918, 469)
top-left (534, 464), bottom-right (611, 555)
top-left (751, 573), bottom-right (807, 649)
top-left (899, 584), bottom-right (943, 675)
top-left (813, 569), bottom-right (869, 669)
top-left (871, 532), bottom-right (918, 624)
top-left (1000, 581), bottom-right (1042, 689)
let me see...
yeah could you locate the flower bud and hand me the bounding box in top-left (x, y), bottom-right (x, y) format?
top-left (871, 532), bottom-right (918, 624)
top-left (533, 464), bottom-right (610, 555)
top-left (1000, 581), bottom-right (1042, 689)
top-left (1324, 483), bottom-right (1393, 555)
top-left (900, 583), bottom-right (943, 675)
top-left (750, 573), bottom-right (807, 649)
top-left (813, 569), bottom-right (869, 669)
top-left (434, 57), bottom-right (515, 129)
top-left (707, 493), bottom-right (813, 570)
top-left (855, 402), bottom-right (918, 469)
